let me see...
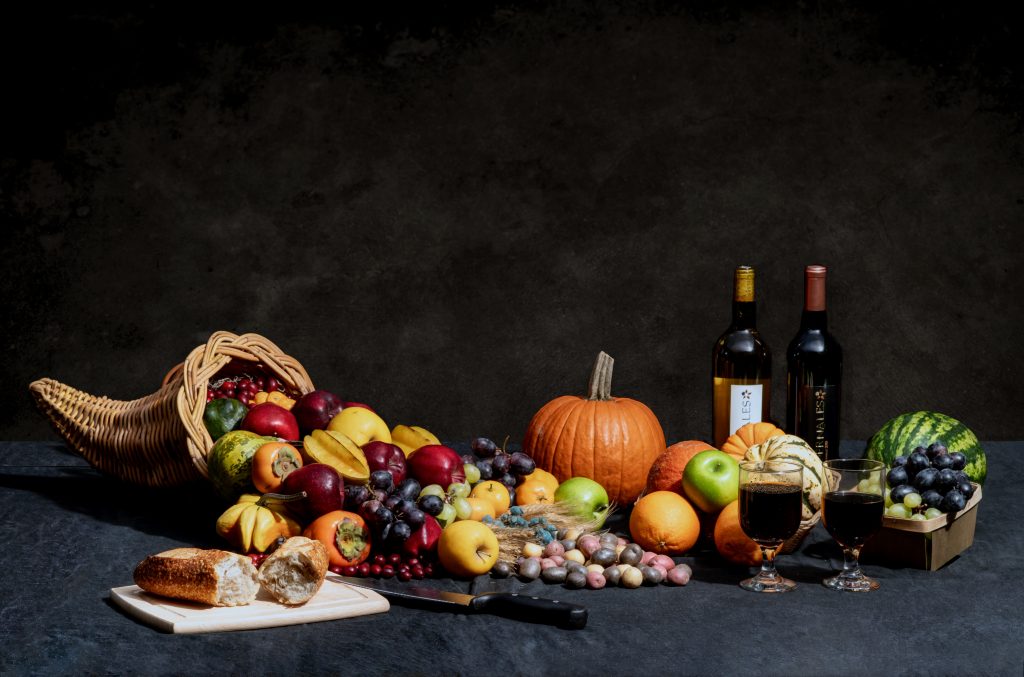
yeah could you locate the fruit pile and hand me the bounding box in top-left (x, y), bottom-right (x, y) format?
top-left (206, 373), bottom-right (289, 408)
top-left (509, 528), bottom-right (693, 589)
top-left (884, 442), bottom-right (976, 519)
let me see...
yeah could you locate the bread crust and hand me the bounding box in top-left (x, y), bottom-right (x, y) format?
top-left (133, 548), bottom-right (258, 607)
top-left (258, 537), bottom-right (329, 605)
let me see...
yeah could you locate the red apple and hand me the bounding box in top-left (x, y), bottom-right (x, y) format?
top-left (292, 390), bottom-right (345, 435)
top-left (343, 401), bottom-right (376, 413)
top-left (241, 403), bottom-right (300, 440)
top-left (279, 463), bottom-right (345, 521)
top-left (402, 514), bottom-right (442, 559)
top-left (407, 445), bottom-right (466, 488)
top-left (362, 441), bottom-right (407, 486)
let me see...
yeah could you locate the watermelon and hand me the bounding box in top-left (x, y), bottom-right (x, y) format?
top-left (865, 411), bottom-right (986, 485)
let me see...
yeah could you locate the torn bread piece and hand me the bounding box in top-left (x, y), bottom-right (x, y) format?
top-left (133, 548), bottom-right (259, 607)
top-left (258, 537), bottom-right (329, 605)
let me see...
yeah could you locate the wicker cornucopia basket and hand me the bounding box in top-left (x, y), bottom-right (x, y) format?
top-left (29, 331), bottom-right (314, 487)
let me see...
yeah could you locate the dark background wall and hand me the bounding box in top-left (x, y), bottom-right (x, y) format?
top-left (3, 2), bottom-right (1021, 446)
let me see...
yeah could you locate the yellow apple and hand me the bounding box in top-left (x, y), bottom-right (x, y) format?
top-left (391, 425), bottom-right (441, 456)
top-left (327, 407), bottom-right (391, 447)
top-left (437, 520), bottom-right (500, 577)
top-left (470, 480), bottom-right (511, 515)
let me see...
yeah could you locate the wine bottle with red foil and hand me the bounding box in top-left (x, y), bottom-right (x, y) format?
top-left (712, 266), bottom-right (772, 448)
top-left (786, 265), bottom-right (842, 461)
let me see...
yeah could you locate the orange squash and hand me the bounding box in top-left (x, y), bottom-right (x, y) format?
top-left (523, 351), bottom-right (666, 505)
top-left (720, 421), bottom-right (786, 460)
top-left (644, 440), bottom-right (716, 497)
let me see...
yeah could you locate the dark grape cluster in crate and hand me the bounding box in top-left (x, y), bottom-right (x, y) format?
top-left (885, 442), bottom-right (975, 519)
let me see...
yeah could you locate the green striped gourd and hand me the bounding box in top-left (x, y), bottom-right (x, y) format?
top-left (743, 434), bottom-right (825, 521)
top-left (866, 411), bottom-right (986, 485)
top-left (207, 430), bottom-right (278, 501)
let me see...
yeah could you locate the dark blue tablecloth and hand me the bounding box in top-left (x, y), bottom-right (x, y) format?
top-left (1, 440), bottom-right (1020, 675)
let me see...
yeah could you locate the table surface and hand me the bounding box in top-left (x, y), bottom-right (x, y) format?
top-left (1, 440), bottom-right (1020, 676)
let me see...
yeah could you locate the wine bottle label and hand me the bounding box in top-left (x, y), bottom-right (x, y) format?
top-left (795, 384), bottom-right (840, 460)
top-left (729, 384), bottom-right (763, 435)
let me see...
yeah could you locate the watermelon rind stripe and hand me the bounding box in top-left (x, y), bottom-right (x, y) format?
top-left (864, 411), bottom-right (985, 485)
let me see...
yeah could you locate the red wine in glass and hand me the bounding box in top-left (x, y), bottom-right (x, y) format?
top-left (823, 491), bottom-right (884, 549)
top-left (739, 483), bottom-right (802, 545)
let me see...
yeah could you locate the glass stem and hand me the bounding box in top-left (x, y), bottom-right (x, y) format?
top-left (760, 546), bottom-right (778, 579)
top-left (841, 547), bottom-right (861, 578)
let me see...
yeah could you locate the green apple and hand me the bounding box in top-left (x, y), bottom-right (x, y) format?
top-left (681, 449), bottom-right (740, 513)
top-left (554, 477), bottom-right (610, 528)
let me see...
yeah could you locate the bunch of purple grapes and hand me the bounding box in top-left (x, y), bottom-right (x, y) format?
top-left (343, 471), bottom-right (426, 549)
top-left (460, 437), bottom-right (537, 493)
top-left (885, 442), bottom-right (974, 517)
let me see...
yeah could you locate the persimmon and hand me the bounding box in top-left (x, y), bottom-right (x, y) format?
top-left (515, 480), bottom-right (553, 506)
top-left (252, 442), bottom-right (303, 493)
top-left (303, 510), bottom-right (372, 567)
top-left (521, 468), bottom-right (559, 493)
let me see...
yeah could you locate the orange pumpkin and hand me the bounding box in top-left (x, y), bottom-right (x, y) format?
top-left (644, 440), bottom-right (717, 497)
top-left (720, 422), bottom-right (786, 460)
top-left (523, 351), bottom-right (666, 505)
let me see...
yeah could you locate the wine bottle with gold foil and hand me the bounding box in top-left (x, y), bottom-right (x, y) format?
top-left (712, 266), bottom-right (772, 447)
top-left (786, 265), bottom-right (842, 461)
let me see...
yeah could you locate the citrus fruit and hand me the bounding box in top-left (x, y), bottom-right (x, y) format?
top-left (712, 500), bottom-right (762, 567)
top-left (628, 491), bottom-right (700, 555)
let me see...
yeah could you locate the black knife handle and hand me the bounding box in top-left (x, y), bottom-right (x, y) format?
top-left (469, 592), bottom-right (587, 629)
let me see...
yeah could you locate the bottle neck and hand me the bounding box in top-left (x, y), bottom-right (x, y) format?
top-left (800, 308), bottom-right (828, 330)
top-left (732, 266), bottom-right (756, 328)
top-left (802, 265), bottom-right (827, 330)
top-left (732, 300), bottom-right (757, 329)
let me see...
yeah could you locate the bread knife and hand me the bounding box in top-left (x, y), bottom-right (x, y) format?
top-left (332, 575), bottom-right (587, 629)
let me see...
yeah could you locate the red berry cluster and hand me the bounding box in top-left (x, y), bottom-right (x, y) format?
top-left (329, 553), bottom-right (435, 582)
top-left (206, 375), bottom-right (283, 406)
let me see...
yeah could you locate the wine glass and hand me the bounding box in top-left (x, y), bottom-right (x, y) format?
top-left (738, 460), bottom-right (804, 593)
top-left (821, 458), bottom-right (885, 592)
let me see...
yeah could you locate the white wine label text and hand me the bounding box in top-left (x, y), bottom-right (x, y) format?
top-left (729, 384), bottom-right (763, 436)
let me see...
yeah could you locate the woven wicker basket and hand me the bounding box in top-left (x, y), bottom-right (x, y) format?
top-left (29, 331), bottom-right (315, 487)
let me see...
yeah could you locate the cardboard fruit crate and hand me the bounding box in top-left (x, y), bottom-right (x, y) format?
top-left (861, 483), bottom-right (982, 571)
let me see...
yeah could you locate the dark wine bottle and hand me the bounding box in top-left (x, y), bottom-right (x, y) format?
top-left (712, 266), bottom-right (771, 448)
top-left (786, 265), bottom-right (842, 460)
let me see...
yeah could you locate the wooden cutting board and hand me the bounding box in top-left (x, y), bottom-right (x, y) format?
top-left (110, 575), bottom-right (389, 633)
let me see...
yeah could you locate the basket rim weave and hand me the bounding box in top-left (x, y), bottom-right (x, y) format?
top-left (173, 331), bottom-right (315, 477)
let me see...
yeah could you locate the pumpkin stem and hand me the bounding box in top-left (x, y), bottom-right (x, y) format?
top-left (586, 351), bottom-right (615, 401)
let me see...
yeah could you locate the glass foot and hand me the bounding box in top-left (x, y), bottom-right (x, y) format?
top-left (823, 573), bottom-right (879, 592)
top-left (740, 572), bottom-right (797, 593)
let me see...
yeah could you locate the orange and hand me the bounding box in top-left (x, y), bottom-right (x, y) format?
top-left (470, 480), bottom-right (511, 514)
top-left (522, 468), bottom-right (559, 493)
top-left (713, 500), bottom-right (762, 567)
top-left (515, 480), bottom-right (553, 506)
top-left (628, 491), bottom-right (700, 555)
top-left (465, 497), bottom-right (497, 521)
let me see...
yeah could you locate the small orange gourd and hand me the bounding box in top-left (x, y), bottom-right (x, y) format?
top-left (720, 421), bottom-right (786, 460)
top-left (523, 352), bottom-right (666, 505)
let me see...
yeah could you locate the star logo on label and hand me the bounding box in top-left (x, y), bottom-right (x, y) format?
top-left (741, 389), bottom-right (751, 399)
top-left (816, 390), bottom-right (826, 401)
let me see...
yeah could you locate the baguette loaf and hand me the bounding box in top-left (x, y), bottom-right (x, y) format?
top-left (257, 537), bottom-right (329, 605)
top-left (133, 548), bottom-right (259, 607)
